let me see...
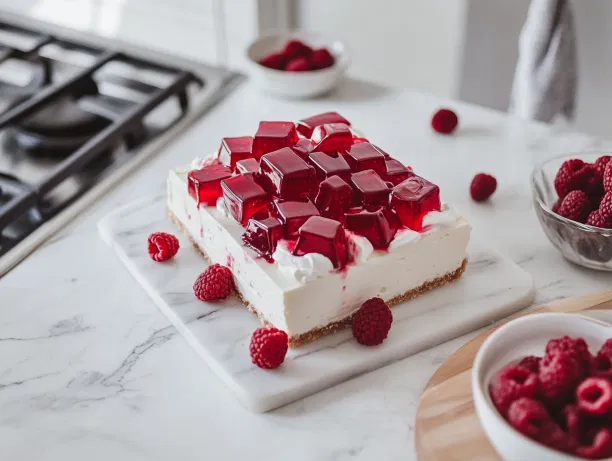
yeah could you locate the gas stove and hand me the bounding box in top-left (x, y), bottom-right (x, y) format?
top-left (0, 11), bottom-right (241, 276)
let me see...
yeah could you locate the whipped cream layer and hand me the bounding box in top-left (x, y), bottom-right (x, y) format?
top-left (167, 167), bottom-right (471, 338)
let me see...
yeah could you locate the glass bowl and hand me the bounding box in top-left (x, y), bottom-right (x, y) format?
top-left (531, 152), bottom-right (612, 271)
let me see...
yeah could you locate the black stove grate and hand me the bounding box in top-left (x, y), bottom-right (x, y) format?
top-left (0, 20), bottom-right (204, 258)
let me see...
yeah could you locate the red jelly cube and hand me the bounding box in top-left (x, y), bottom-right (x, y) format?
top-left (242, 216), bottom-right (285, 261)
top-left (252, 121), bottom-right (298, 159)
top-left (297, 112), bottom-right (351, 138)
top-left (260, 147), bottom-right (317, 200)
top-left (290, 137), bottom-right (315, 159)
top-left (390, 175), bottom-right (441, 230)
top-left (293, 216), bottom-right (348, 269)
top-left (350, 170), bottom-right (390, 207)
top-left (235, 158), bottom-right (260, 176)
top-left (314, 175), bottom-right (353, 221)
top-left (220, 175), bottom-right (269, 226)
top-left (272, 198), bottom-right (320, 238)
top-left (344, 207), bottom-right (399, 249)
top-left (312, 123), bottom-right (354, 153)
top-left (373, 144), bottom-right (392, 159)
top-left (383, 158), bottom-right (413, 185)
top-left (218, 136), bottom-right (253, 169)
top-left (187, 164), bottom-right (233, 206)
top-left (308, 151), bottom-right (352, 182)
top-left (343, 142), bottom-right (386, 174)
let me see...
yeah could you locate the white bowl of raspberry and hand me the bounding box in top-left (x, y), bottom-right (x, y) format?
top-left (246, 32), bottom-right (350, 99)
top-left (472, 312), bottom-right (612, 460)
top-left (531, 152), bottom-right (612, 271)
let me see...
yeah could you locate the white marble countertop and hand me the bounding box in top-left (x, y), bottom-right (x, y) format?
top-left (2, 79), bottom-right (612, 461)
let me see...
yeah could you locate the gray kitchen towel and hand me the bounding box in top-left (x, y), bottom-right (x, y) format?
top-left (510, 0), bottom-right (577, 123)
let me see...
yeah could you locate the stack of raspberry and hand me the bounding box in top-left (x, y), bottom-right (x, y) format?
top-left (553, 156), bottom-right (612, 228)
top-left (490, 336), bottom-right (612, 459)
top-left (258, 39), bottom-right (335, 72)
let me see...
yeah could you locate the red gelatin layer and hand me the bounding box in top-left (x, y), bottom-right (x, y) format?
top-left (252, 121), bottom-right (298, 159)
top-left (187, 164), bottom-right (233, 206)
top-left (220, 175), bottom-right (269, 226)
top-left (293, 216), bottom-right (348, 269)
top-left (308, 151), bottom-right (352, 181)
top-left (350, 169), bottom-right (390, 207)
top-left (312, 123), bottom-right (354, 153)
top-left (272, 198), bottom-right (320, 238)
top-left (290, 138), bottom-right (315, 159)
top-left (218, 136), bottom-right (253, 169)
top-left (344, 207), bottom-right (399, 249)
top-left (390, 175), bottom-right (441, 230)
top-left (260, 147), bottom-right (317, 200)
top-left (383, 158), bottom-right (413, 185)
top-left (242, 217), bottom-right (285, 261)
top-left (235, 158), bottom-right (260, 176)
top-left (314, 175), bottom-right (353, 220)
top-left (343, 142), bottom-right (386, 174)
top-left (297, 112), bottom-right (351, 138)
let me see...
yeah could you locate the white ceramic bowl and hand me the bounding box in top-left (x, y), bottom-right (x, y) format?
top-left (472, 313), bottom-right (612, 461)
top-left (245, 31), bottom-right (350, 99)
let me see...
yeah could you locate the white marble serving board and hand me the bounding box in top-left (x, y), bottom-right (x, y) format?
top-left (98, 196), bottom-right (535, 413)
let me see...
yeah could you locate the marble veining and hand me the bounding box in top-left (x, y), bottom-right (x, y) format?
top-left (98, 196), bottom-right (535, 412)
top-left (1, 80), bottom-right (612, 459)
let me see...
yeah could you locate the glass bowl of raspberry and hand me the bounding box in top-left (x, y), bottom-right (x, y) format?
top-left (531, 152), bottom-right (612, 271)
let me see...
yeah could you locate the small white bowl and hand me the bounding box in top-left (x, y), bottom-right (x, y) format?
top-left (472, 313), bottom-right (612, 461)
top-left (245, 31), bottom-right (350, 99)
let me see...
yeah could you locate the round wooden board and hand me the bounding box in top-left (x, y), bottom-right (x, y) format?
top-left (415, 291), bottom-right (612, 461)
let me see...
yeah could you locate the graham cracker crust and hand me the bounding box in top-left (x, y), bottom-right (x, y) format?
top-left (167, 207), bottom-right (467, 348)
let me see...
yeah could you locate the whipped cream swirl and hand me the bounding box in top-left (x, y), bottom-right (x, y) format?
top-left (272, 240), bottom-right (334, 284)
top-left (190, 153), bottom-right (219, 170)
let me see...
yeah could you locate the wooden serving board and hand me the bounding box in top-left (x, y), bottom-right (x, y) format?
top-left (415, 290), bottom-right (612, 461)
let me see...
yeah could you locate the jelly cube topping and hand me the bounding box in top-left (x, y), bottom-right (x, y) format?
top-left (308, 151), bottom-right (352, 181)
top-left (235, 158), bottom-right (260, 176)
top-left (260, 147), bottom-right (317, 200)
top-left (242, 216), bottom-right (285, 261)
top-left (311, 123), bottom-right (354, 153)
top-left (218, 136), bottom-right (253, 169)
top-left (350, 169), bottom-right (390, 207)
top-left (296, 112), bottom-right (351, 138)
top-left (293, 216), bottom-right (348, 269)
top-left (220, 174), bottom-right (269, 226)
top-left (314, 175), bottom-right (353, 221)
top-left (344, 206), bottom-right (399, 249)
top-left (187, 164), bottom-right (233, 206)
top-left (390, 175), bottom-right (441, 230)
top-left (343, 142), bottom-right (386, 174)
top-left (383, 158), bottom-right (413, 185)
top-left (252, 121), bottom-right (298, 159)
top-left (272, 198), bottom-right (320, 238)
top-left (291, 137), bottom-right (315, 159)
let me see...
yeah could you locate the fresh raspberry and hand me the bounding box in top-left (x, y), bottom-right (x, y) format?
top-left (599, 192), bottom-right (612, 221)
top-left (605, 161), bottom-right (612, 193)
top-left (193, 264), bottom-right (234, 302)
top-left (431, 108), bottom-right (458, 134)
top-left (489, 365), bottom-right (538, 415)
top-left (470, 173), bottom-right (497, 202)
top-left (561, 404), bottom-right (584, 443)
top-left (584, 165), bottom-right (605, 200)
top-left (587, 210), bottom-right (612, 228)
top-left (258, 52), bottom-right (287, 70)
top-left (539, 350), bottom-right (582, 406)
top-left (552, 200), bottom-right (561, 214)
top-left (599, 339), bottom-right (612, 358)
top-left (518, 356), bottom-right (542, 373)
top-left (310, 48), bottom-right (335, 69)
top-left (554, 158), bottom-right (590, 198)
top-left (285, 57), bottom-right (311, 72)
top-left (546, 336), bottom-right (592, 375)
top-left (595, 156), bottom-right (612, 178)
top-left (557, 190), bottom-right (591, 223)
top-left (577, 427), bottom-right (612, 459)
top-left (147, 232), bottom-right (179, 262)
top-left (541, 424), bottom-right (577, 454)
top-left (577, 378), bottom-right (612, 417)
top-left (507, 398), bottom-right (553, 439)
top-left (283, 39), bottom-right (313, 59)
top-left (351, 297), bottom-right (393, 346)
top-left (249, 327), bottom-right (288, 369)
top-left (591, 353), bottom-right (612, 379)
